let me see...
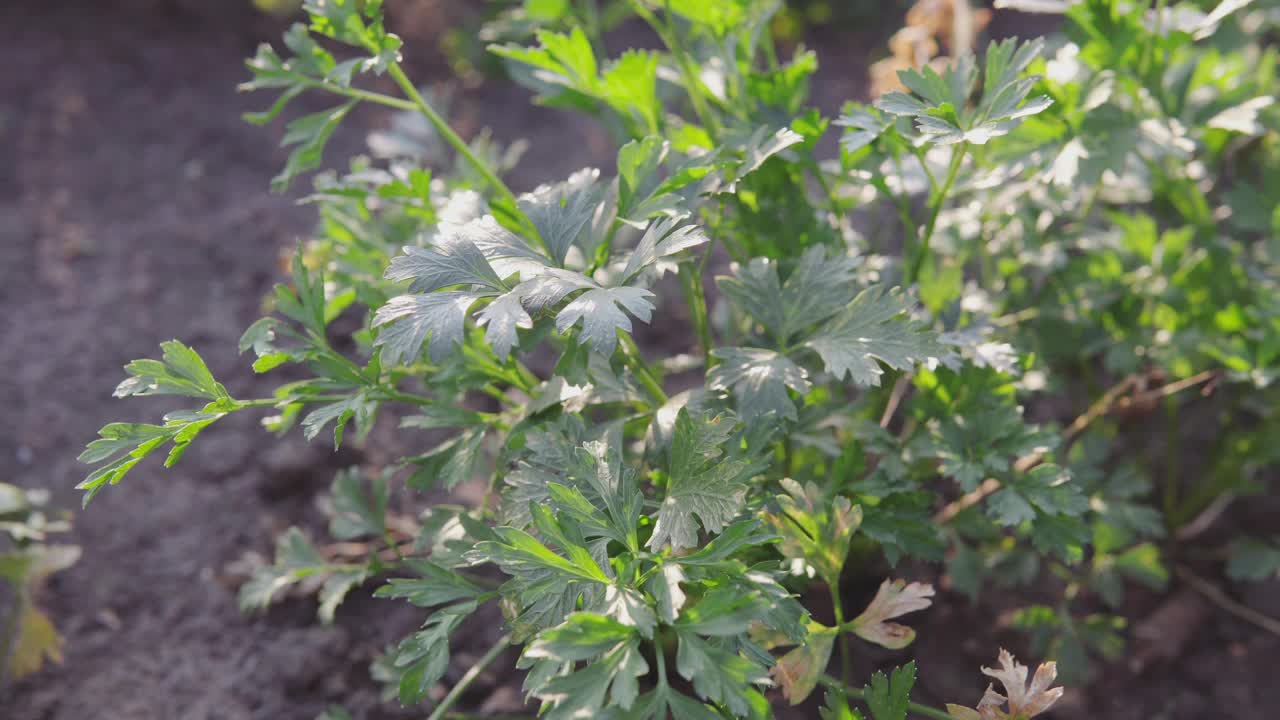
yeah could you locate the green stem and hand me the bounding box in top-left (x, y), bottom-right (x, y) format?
top-left (427, 634), bottom-right (513, 720)
top-left (629, 0), bottom-right (721, 139)
top-left (908, 141), bottom-right (968, 285)
top-left (0, 585), bottom-right (28, 689)
top-left (385, 65), bottom-right (534, 240)
top-left (908, 144), bottom-right (939, 191)
top-left (829, 584), bottom-right (852, 685)
top-left (299, 78), bottom-right (418, 112)
top-left (375, 387), bottom-right (436, 407)
top-left (806, 157), bottom-right (843, 217)
top-left (871, 171), bottom-right (915, 248)
top-left (678, 262), bottom-right (713, 363)
top-left (619, 333), bottom-right (668, 406)
top-left (819, 676), bottom-right (955, 720)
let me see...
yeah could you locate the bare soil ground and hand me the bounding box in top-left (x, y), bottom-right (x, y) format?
top-left (2, 2), bottom-right (1277, 719)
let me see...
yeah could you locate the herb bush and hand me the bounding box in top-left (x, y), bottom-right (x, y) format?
top-left (76, 0), bottom-right (1279, 717)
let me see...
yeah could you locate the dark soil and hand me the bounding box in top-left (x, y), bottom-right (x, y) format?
top-left (2, 1), bottom-right (1276, 719)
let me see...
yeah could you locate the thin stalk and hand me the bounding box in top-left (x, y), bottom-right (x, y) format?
top-left (1176, 565), bottom-right (1280, 636)
top-left (806, 157), bottom-right (843, 217)
top-left (909, 141), bottom-right (968, 284)
top-left (576, 0), bottom-right (604, 52)
top-left (819, 676), bottom-right (955, 720)
top-left (0, 585), bottom-right (28, 690)
top-left (629, 0), bottom-right (721, 139)
top-left (1161, 394), bottom-right (1181, 518)
top-left (385, 65), bottom-right (533, 239)
top-left (908, 144), bottom-right (939, 191)
top-left (376, 387), bottom-right (437, 407)
top-left (678, 262), bottom-right (713, 363)
top-left (870, 169), bottom-right (915, 251)
top-left (427, 634), bottom-right (513, 720)
top-left (653, 626), bottom-right (672, 697)
top-left (619, 333), bottom-right (668, 406)
top-left (829, 585), bottom-right (852, 685)
top-left (298, 79), bottom-right (418, 112)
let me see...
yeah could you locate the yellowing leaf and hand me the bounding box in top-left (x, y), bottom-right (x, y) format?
top-left (8, 606), bottom-right (64, 678)
top-left (850, 579), bottom-right (935, 649)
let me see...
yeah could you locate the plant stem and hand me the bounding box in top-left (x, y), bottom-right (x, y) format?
top-left (1176, 565), bottom-right (1280, 636)
top-left (619, 333), bottom-right (668, 406)
top-left (629, 0), bottom-right (721, 139)
top-left (820, 676), bottom-right (955, 720)
top-left (427, 634), bottom-right (513, 720)
top-left (828, 584), bottom-right (852, 685)
top-left (678, 262), bottom-right (713, 363)
top-left (299, 78), bottom-right (419, 112)
top-left (908, 141), bottom-right (968, 285)
top-left (385, 65), bottom-right (532, 237)
top-left (0, 585), bottom-right (28, 690)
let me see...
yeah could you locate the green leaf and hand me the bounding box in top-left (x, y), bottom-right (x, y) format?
top-left (876, 38), bottom-right (1050, 145)
top-left (673, 630), bottom-right (770, 717)
top-left (113, 340), bottom-right (228, 400)
top-left (646, 561), bottom-right (687, 624)
top-left (803, 286), bottom-right (947, 387)
top-left (238, 527), bottom-right (366, 623)
top-left (858, 493), bottom-right (946, 565)
top-left (526, 631), bottom-right (649, 718)
top-left (474, 524), bottom-right (609, 586)
top-left (707, 347), bottom-right (810, 421)
top-left (271, 101), bottom-right (357, 192)
top-left (648, 410), bottom-right (765, 551)
top-left (406, 427), bottom-right (487, 490)
top-left (620, 216), bottom-right (708, 283)
top-left (556, 286), bottom-right (656, 356)
top-left (519, 169), bottom-right (603, 265)
top-left (392, 602), bottom-right (478, 704)
top-left (862, 661), bottom-right (916, 720)
top-left (765, 479), bottom-right (861, 587)
top-left (318, 568), bottom-right (369, 623)
top-left (835, 106), bottom-right (894, 152)
top-left (679, 519), bottom-right (779, 566)
top-left (384, 237), bottom-right (505, 294)
top-left (328, 467), bottom-right (388, 540)
top-left (525, 613), bottom-right (636, 662)
top-left (302, 392), bottom-right (375, 448)
top-left (1113, 543), bottom-right (1169, 591)
top-left (372, 291), bottom-right (485, 364)
top-left (78, 411), bottom-right (229, 505)
top-left (616, 136), bottom-right (669, 217)
top-left (718, 246), bottom-right (860, 344)
top-left (1014, 464), bottom-right (1089, 517)
top-left (374, 559), bottom-right (484, 607)
top-left (602, 50), bottom-right (662, 135)
top-left (820, 689), bottom-right (866, 720)
top-left (929, 403), bottom-right (1055, 492)
top-left (475, 289), bottom-right (533, 360)
top-left (399, 405), bottom-right (486, 431)
top-left (1228, 537), bottom-right (1280, 581)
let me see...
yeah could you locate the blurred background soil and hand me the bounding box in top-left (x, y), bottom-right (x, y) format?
top-left (1, 1), bottom-right (1277, 718)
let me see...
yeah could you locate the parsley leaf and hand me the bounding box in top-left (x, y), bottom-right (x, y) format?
top-left (649, 410), bottom-right (766, 551)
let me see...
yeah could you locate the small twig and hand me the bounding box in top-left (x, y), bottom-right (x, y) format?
top-left (879, 375), bottom-right (913, 429)
top-left (1174, 491), bottom-right (1237, 542)
top-left (1113, 369), bottom-right (1218, 413)
top-left (427, 634), bottom-right (513, 720)
top-left (1175, 565), bottom-right (1280, 637)
top-left (935, 373), bottom-right (1143, 522)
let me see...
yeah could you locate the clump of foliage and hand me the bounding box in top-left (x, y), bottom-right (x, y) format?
top-left (79, 0), bottom-right (1279, 717)
top-left (0, 483), bottom-right (79, 683)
